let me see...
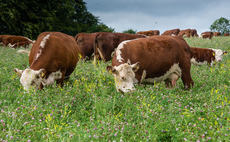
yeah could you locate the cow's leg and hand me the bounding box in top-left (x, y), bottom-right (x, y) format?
top-left (57, 70), bottom-right (66, 87)
top-left (180, 65), bottom-right (194, 89)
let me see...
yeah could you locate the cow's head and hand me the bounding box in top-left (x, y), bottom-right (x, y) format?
top-left (212, 49), bottom-right (227, 62)
top-left (14, 68), bottom-right (46, 91)
top-left (107, 62), bottom-right (139, 93)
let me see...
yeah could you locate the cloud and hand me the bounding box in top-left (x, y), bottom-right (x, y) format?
top-left (85, 0), bottom-right (230, 34)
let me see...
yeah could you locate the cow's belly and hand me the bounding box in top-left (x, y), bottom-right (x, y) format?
top-left (191, 58), bottom-right (210, 65)
top-left (141, 63), bottom-right (181, 84)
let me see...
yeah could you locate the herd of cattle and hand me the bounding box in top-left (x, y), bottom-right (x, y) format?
top-left (0, 28), bottom-right (228, 93)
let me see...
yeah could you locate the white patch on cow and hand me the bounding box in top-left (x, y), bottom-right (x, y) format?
top-left (171, 34), bottom-right (176, 36)
top-left (40, 34), bottom-right (51, 48)
top-left (35, 34), bottom-right (51, 61)
top-left (116, 40), bottom-right (131, 62)
top-left (141, 63), bottom-right (181, 84)
top-left (19, 68), bottom-right (45, 91)
top-left (212, 49), bottom-right (224, 62)
top-left (191, 58), bottom-right (210, 65)
top-left (97, 48), bottom-right (104, 60)
top-left (140, 70), bottom-right (147, 83)
top-left (42, 70), bottom-right (62, 86)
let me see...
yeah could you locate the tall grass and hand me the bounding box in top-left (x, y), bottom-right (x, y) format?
top-left (0, 37), bottom-right (229, 141)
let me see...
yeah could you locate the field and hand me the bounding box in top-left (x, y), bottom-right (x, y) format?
top-left (0, 37), bottom-right (230, 141)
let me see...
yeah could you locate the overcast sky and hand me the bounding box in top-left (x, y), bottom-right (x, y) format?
top-left (84, 0), bottom-right (230, 35)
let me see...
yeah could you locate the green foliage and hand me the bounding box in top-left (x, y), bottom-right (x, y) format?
top-left (0, 0), bottom-right (114, 39)
top-left (122, 29), bottom-right (137, 34)
top-left (210, 17), bottom-right (230, 34)
top-left (0, 37), bottom-right (230, 141)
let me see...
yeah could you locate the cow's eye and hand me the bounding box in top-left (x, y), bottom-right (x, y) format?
top-left (121, 76), bottom-right (126, 81)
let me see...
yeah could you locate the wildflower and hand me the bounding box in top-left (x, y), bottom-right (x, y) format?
top-left (176, 128), bottom-right (179, 131)
top-left (184, 138), bottom-right (187, 141)
top-left (114, 133), bottom-right (117, 137)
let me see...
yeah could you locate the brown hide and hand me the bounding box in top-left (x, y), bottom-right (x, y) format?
top-left (136, 30), bottom-right (160, 36)
top-left (201, 32), bottom-right (213, 39)
top-left (75, 33), bottom-right (98, 60)
top-left (112, 36), bottom-right (194, 89)
top-left (0, 35), bottom-right (33, 47)
top-left (94, 32), bottom-right (145, 62)
top-left (190, 47), bottom-right (215, 65)
top-left (161, 28), bottom-right (180, 36)
top-left (214, 32), bottom-right (221, 37)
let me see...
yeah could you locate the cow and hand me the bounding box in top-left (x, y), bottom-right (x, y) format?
top-left (94, 32), bottom-right (146, 63)
top-left (201, 32), bottom-right (213, 39)
top-left (224, 33), bottom-right (229, 36)
top-left (214, 32), bottom-right (221, 37)
top-left (190, 47), bottom-right (227, 66)
top-left (0, 35), bottom-right (34, 47)
top-left (161, 28), bottom-right (180, 36)
top-left (106, 36), bottom-right (194, 93)
top-left (190, 29), bottom-right (199, 37)
top-left (14, 32), bottom-right (80, 91)
top-left (178, 29), bottom-right (191, 38)
top-left (136, 30), bottom-right (160, 36)
top-left (75, 33), bottom-right (98, 60)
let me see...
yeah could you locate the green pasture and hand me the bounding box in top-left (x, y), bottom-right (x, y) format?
top-left (0, 37), bottom-right (229, 141)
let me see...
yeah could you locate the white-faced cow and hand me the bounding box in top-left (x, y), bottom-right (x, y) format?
top-left (14, 32), bottom-right (80, 91)
top-left (94, 32), bottom-right (146, 63)
top-left (190, 47), bottom-right (227, 66)
top-left (107, 36), bottom-right (194, 93)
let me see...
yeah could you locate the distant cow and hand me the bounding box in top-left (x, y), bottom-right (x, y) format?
top-left (161, 28), bottom-right (180, 36)
top-left (75, 33), bottom-right (98, 60)
top-left (107, 36), bottom-right (194, 93)
top-left (94, 32), bottom-right (145, 63)
top-left (0, 35), bottom-right (33, 48)
top-left (136, 30), bottom-right (160, 36)
top-left (190, 29), bottom-right (199, 37)
top-left (190, 47), bottom-right (227, 66)
top-left (14, 32), bottom-right (80, 91)
top-left (224, 33), bottom-right (229, 36)
top-left (201, 32), bottom-right (213, 39)
top-left (214, 32), bottom-right (221, 37)
top-left (178, 29), bottom-right (191, 38)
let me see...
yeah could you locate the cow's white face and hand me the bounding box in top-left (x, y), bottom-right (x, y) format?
top-left (107, 62), bottom-right (139, 93)
top-left (14, 68), bottom-right (45, 91)
top-left (213, 49), bottom-right (226, 62)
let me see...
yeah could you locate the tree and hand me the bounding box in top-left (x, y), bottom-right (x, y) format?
top-left (0, 0), bottom-right (114, 39)
top-left (210, 17), bottom-right (230, 34)
top-left (122, 29), bottom-right (137, 34)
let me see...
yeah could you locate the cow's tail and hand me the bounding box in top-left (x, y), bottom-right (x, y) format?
top-left (94, 33), bottom-right (101, 64)
top-left (17, 50), bottom-right (30, 56)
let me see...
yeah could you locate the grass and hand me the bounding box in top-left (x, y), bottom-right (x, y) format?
top-left (0, 37), bottom-right (230, 141)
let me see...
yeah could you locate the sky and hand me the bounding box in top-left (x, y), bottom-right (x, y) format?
top-left (84, 0), bottom-right (230, 35)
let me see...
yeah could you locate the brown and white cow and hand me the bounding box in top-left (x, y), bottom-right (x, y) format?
top-left (136, 30), bottom-right (160, 36)
top-left (214, 32), bottom-right (221, 37)
top-left (224, 33), bottom-right (229, 36)
top-left (161, 28), bottom-right (180, 36)
top-left (14, 32), bottom-right (80, 91)
top-left (178, 29), bottom-right (191, 38)
top-left (190, 47), bottom-right (227, 66)
top-left (94, 32), bottom-right (146, 63)
top-left (75, 33), bottom-right (98, 60)
top-left (0, 35), bottom-right (34, 47)
top-left (201, 31), bottom-right (213, 39)
top-left (190, 29), bottom-right (199, 37)
top-left (107, 36), bottom-right (194, 93)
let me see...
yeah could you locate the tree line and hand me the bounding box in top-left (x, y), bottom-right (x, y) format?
top-left (0, 0), bottom-right (114, 39)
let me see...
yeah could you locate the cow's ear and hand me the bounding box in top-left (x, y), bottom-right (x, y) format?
top-left (38, 68), bottom-right (46, 78)
top-left (14, 68), bottom-right (23, 76)
top-left (223, 51), bottom-right (228, 55)
top-left (131, 62), bottom-right (140, 72)
top-left (106, 66), bottom-right (118, 74)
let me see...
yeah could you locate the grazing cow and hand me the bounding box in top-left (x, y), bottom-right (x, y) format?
top-left (106, 36), bottom-right (194, 93)
top-left (94, 32), bottom-right (145, 63)
top-left (14, 32), bottom-right (80, 91)
top-left (190, 29), bottom-right (199, 37)
top-left (190, 47), bottom-right (227, 66)
top-left (178, 29), bottom-right (191, 38)
top-left (75, 33), bottom-right (98, 60)
top-left (136, 30), bottom-right (160, 36)
top-left (201, 32), bottom-right (213, 39)
top-left (0, 35), bottom-right (33, 47)
top-left (214, 32), bottom-right (221, 37)
top-left (161, 28), bottom-right (180, 36)
top-left (224, 33), bottom-right (229, 36)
